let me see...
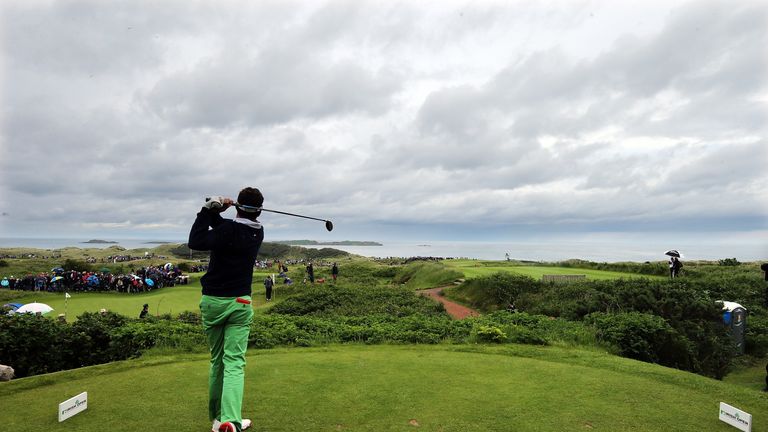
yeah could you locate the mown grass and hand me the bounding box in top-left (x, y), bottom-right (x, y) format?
top-left (1, 344), bottom-right (766, 431)
top-left (444, 259), bottom-right (665, 280)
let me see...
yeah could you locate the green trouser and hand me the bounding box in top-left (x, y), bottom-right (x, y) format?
top-left (200, 295), bottom-right (253, 431)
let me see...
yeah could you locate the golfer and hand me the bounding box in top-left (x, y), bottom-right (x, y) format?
top-left (189, 187), bottom-right (264, 432)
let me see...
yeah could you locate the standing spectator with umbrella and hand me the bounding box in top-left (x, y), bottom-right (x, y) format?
top-left (665, 250), bottom-right (683, 278)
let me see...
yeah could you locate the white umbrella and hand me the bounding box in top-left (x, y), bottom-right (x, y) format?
top-left (15, 302), bottom-right (54, 315)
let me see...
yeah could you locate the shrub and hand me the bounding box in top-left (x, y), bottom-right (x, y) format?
top-left (62, 258), bottom-right (93, 272)
top-left (586, 312), bottom-right (678, 363)
top-left (474, 325), bottom-right (507, 343)
top-left (718, 258), bottom-right (741, 266)
top-left (0, 259), bottom-right (8, 267)
top-left (744, 314), bottom-right (768, 358)
top-left (177, 311), bottom-right (201, 325)
top-left (447, 272), bottom-right (541, 313)
top-left (268, 285), bottom-right (445, 318)
top-left (0, 313), bottom-right (85, 377)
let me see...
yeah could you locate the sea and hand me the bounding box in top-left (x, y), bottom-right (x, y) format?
top-left (1, 235), bottom-right (766, 263)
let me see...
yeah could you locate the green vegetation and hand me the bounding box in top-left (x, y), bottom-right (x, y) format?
top-left (1, 245), bottom-right (766, 408)
top-left (393, 261), bottom-right (463, 289)
top-left (1, 345), bottom-right (766, 431)
top-left (444, 259), bottom-right (664, 280)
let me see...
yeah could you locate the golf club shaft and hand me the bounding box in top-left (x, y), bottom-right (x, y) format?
top-left (261, 208), bottom-right (328, 223)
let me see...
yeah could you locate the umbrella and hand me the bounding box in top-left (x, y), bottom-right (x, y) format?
top-left (3, 303), bottom-right (23, 311)
top-left (86, 275), bottom-right (100, 286)
top-left (99, 267), bottom-right (111, 273)
top-left (131, 274), bottom-right (142, 280)
top-left (0, 278), bottom-right (8, 287)
top-left (51, 276), bottom-right (64, 282)
top-left (52, 267), bottom-right (65, 273)
top-left (15, 302), bottom-right (53, 315)
top-left (664, 250), bottom-right (681, 258)
top-left (144, 278), bottom-right (155, 287)
top-left (163, 263), bottom-right (173, 271)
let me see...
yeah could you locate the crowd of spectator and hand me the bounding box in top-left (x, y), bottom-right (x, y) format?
top-left (1, 265), bottom-right (188, 293)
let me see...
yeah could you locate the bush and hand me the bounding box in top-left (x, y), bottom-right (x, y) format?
top-left (718, 258), bottom-right (741, 266)
top-left (448, 272), bottom-right (540, 313)
top-left (110, 319), bottom-right (205, 354)
top-left (744, 314), bottom-right (768, 358)
top-left (474, 325), bottom-right (507, 343)
top-left (586, 312), bottom-right (679, 363)
top-left (0, 313), bottom-right (85, 377)
top-left (268, 285), bottom-right (445, 318)
top-left (62, 258), bottom-right (93, 272)
top-left (0, 259), bottom-right (8, 267)
top-left (585, 311), bottom-right (734, 378)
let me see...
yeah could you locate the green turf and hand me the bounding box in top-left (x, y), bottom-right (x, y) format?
top-left (1, 344), bottom-right (765, 431)
top-left (444, 259), bottom-right (664, 281)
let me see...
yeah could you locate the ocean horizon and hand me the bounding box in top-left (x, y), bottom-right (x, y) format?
top-left (1, 236), bottom-right (765, 263)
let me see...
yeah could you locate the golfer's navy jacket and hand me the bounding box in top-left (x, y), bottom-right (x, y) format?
top-left (188, 208), bottom-right (264, 298)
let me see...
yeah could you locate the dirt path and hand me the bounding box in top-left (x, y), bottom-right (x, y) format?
top-left (419, 286), bottom-right (480, 319)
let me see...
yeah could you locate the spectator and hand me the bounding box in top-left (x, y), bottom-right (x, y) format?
top-left (306, 262), bottom-right (314, 284)
top-left (139, 304), bottom-right (149, 319)
top-left (264, 276), bottom-right (273, 302)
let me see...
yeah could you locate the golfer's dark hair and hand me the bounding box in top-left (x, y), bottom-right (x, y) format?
top-left (237, 187), bottom-right (264, 219)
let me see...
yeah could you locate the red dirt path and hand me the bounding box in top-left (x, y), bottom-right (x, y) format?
top-left (419, 287), bottom-right (479, 319)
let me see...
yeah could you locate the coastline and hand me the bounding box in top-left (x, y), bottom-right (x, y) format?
top-left (1, 237), bottom-right (765, 263)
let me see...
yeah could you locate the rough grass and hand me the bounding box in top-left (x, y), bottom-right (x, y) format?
top-left (1, 344), bottom-right (766, 431)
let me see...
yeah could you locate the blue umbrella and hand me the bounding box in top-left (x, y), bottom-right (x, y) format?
top-left (3, 303), bottom-right (23, 311)
top-left (0, 279), bottom-right (8, 287)
top-left (86, 275), bottom-right (100, 286)
top-left (144, 278), bottom-right (155, 287)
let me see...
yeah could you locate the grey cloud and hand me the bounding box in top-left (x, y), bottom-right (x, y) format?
top-left (144, 51), bottom-right (400, 128)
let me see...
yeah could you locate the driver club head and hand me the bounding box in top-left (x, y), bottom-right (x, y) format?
top-left (325, 220), bottom-right (334, 232)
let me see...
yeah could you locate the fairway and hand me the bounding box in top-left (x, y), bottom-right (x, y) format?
top-left (444, 259), bottom-right (662, 280)
top-left (1, 344), bottom-right (765, 431)
top-left (5, 271), bottom-right (280, 320)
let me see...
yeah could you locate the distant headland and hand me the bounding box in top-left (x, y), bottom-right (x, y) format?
top-left (81, 239), bottom-right (118, 244)
top-left (275, 240), bottom-right (382, 246)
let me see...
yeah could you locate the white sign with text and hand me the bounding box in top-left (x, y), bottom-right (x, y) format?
top-left (719, 402), bottom-right (751, 432)
top-left (58, 391), bottom-right (88, 422)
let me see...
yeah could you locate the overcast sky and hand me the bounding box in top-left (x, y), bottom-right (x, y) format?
top-left (1, 0), bottom-right (766, 244)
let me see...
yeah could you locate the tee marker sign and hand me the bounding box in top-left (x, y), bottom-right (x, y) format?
top-left (719, 402), bottom-right (751, 432)
top-left (59, 391), bottom-right (88, 422)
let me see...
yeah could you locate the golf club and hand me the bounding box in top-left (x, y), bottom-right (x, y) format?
top-left (233, 203), bottom-right (334, 232)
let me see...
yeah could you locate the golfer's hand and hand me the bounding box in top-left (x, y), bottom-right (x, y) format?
top-left (204, 196), bottom-right (233, 213)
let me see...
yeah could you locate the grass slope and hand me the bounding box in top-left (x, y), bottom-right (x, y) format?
top-left (445, 260), bottom-right (664, 280)
top-left (1, 344), bottom-right (765, 431)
